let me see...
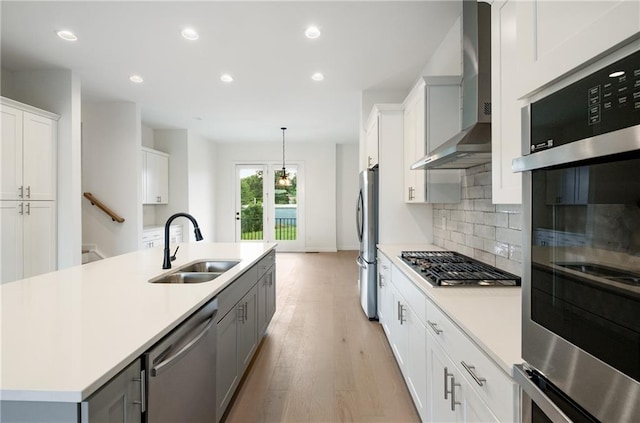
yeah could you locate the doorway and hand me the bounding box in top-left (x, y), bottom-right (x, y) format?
top-left (235, 163), bottom-right (303, 251)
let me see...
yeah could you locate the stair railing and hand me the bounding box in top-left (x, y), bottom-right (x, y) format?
top-left (83, 192), bottom-right (125, 223)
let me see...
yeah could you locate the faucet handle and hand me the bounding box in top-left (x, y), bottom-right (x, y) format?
top-left (170, 245), bottom-right (179, 262)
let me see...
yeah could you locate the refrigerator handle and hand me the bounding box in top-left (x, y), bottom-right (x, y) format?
top-left (355, 190), bottom-right (364, 242)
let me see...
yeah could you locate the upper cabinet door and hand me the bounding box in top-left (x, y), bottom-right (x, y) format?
top-left (517, 0), bottom-right (640, 97)
top-left (22, 112), bottom-right (57, 201)
top-left (1, 105), bottom-right (23, 200)
top-left (142, 148), bottom-right (169, 204)
top-left (491, 0), bottom-right (522, 204)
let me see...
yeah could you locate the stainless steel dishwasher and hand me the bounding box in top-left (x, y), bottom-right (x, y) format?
top-left (145, 297), bottom-right (218, 423)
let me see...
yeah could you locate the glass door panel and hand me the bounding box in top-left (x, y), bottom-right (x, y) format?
top-left (236, 165), bottom-right (266, 242)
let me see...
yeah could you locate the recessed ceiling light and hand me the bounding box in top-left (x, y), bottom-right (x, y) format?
top-left (220, 74), bottom-right (234, 83)
top-left (181, 28), bottom-right (199, 41)
top-left (56, 30), bottom-right (78, 41)
top-left (129, 75), bottom-right (144, 83)
top-left (305, 26), bottom-right (321, 39)
top-left (609, 70), bottom-right (625, 78)
top-left (311, 73), bottom-right (324, 81)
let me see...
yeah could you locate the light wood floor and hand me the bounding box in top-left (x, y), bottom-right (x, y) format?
top-left (223, 251), bottom-right (420, 423)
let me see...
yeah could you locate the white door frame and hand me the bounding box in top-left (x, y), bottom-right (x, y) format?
top-left (234, 161), bottom-right (305, 252)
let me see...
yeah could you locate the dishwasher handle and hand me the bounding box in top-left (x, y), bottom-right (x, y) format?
top-left (151, 312), bottom-right (217, 377)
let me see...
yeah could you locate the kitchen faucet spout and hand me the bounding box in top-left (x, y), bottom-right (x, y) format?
top-left (163, 213), bottom-right (203, 269)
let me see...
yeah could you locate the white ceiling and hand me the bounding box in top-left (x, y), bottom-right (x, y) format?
top-left (1, 1), bottom-right (460, 144)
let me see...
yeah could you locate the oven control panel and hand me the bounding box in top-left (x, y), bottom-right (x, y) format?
top-left (530, 49), bottom-right (640, 153)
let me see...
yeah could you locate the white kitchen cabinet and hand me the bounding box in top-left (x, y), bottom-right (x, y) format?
top-left (491, 0), bottom-right (522, 204)
top-left (1, 200), bottom-right (56, 284)
top-left (377, 253), bottom-right (392, 337)
top-left (365, 112), bottom-right (379, 168)
top-left (427, 331), bottom-right (499, 423)
top-left (85, 359), bottom-right (143, 423)
top-left (517, 0), bottom-right (640, 97)
top-left (403, 77), bottom-right (462, 204)
top-left (141, 225), bottom-right (182, 249)
top-left (426, 299), bottom-right (519, 423)
top-left (389, 265), bottom-right (428, 421)
top-left (141, 148), bottom-right (169, 204)
top-left (1, 97), bottom-right (58, 201)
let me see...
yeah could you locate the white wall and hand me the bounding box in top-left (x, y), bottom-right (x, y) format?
top-left (152, 129), bottom-right (217, 242)
top-left (186, 132), bottom-right (217, 241)
top-left (3, 69), bottom-right (83, 269)
top-left (336, 143), bottom-right (359, 250)
top-left (82, 102), bottom-right (142, 257)
top-left (215, 142), bottom-right (337, 252)
top-left (421, 15), bottom-right (462, 76)
top-left (154, 129), bottom-right (189, 237)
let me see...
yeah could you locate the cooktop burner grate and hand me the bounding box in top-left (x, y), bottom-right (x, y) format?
top-left (400, 251), bottom-right (521, 287)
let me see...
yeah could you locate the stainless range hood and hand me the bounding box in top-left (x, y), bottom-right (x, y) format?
top-left (411, 0), bottom-right (492, 170)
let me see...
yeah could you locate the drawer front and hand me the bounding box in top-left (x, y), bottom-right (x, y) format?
top-left (377, 252), bottom-right (391, 284)
top-left (257, 250), bottom-right (275, 278)
top-left (391, 265), bottom-right (426, 326)
top-left (426, 301), bottom-right (517, 422)
top-left (217, 266), bottom-right (259, 321)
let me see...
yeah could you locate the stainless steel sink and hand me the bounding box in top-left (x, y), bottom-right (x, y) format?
top-left (149, 260), bottom-right (240, 284)
top-left (179, 260), bottom-right (240, 273)
top-left (150, 272), bottom-right (222, 284)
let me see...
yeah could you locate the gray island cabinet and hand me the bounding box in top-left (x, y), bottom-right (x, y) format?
top-left (0, 243), bottom-right (276, 423)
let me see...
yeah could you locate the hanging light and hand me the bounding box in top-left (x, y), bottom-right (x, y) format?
top-left (278, 127), bottom-right (292, 187)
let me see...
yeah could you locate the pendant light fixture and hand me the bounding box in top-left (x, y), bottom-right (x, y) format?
top-left (278, 127), bottom-right (292, 187)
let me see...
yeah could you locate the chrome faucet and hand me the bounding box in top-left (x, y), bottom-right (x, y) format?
top-left (163, 213), bottom-right (203, 269)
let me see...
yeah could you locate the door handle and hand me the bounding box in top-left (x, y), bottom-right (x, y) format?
top-left (150, 312), bottom-right (217, 377)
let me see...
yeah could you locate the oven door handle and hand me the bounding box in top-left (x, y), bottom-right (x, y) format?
top-left (514, 365), bottom-right (573, 423)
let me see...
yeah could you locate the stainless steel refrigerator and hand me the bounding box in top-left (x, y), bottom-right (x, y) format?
top-left (356, 166), bottom-right (378, 319)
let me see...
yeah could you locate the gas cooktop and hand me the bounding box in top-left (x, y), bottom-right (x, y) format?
top-left (400, 251), bottom-right (521, 287)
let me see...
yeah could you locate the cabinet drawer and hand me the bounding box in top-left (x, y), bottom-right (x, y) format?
top-left (217, 266), bottom-right (258, 321)
top-left (391, 265), bottom-right (426, 325)
top-left (377, 252), bottom-right (391, 283)
top-left (256, 250), bottom-right (275, 279)
top-left (426, 301), bottom-right (517, 422)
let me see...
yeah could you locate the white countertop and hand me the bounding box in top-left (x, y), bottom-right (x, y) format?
top-left (377, 244), bottom-right (522, 376)
top-left (0, 242), bottom-right (276, 403)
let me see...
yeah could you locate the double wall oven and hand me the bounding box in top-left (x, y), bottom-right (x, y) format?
top-left (513, 45), bottom-right (640, 422)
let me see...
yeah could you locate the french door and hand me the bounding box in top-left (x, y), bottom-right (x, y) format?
top-left (235, 163), bottom-right (303, 251)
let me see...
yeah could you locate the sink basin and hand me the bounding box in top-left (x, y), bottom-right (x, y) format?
top-left (179, 260), bottom-right (240, 273)
top-left (150, 272), bottom-right (222, 284)
top-left (149, 260), bottom-right (240, 284)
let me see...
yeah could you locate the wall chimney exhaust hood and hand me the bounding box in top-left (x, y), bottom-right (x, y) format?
top-left (411, 0), bottom-right (492, 170)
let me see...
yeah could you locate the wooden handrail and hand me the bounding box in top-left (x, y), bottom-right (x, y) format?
top-left (83, 192), bottom-right (125, 223)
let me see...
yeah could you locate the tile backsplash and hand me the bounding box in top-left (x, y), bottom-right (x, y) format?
top-left (432, 163), bottom-right (523, 276)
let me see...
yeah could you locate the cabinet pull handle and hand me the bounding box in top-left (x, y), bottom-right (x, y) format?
top-left (378, 275), bottom-right (384, 287)
top-left (399, 303), bottom-right (406, 325)
top-left (26, 186), bottom-right (31, 199)
top-left (238, 305), bottom-right (245, 323)
top-left (19, 203), bottom-right (24, 215)
top-left (132, 369), bottom-right (146, 412)
top-left (427, 320), bottom-right (443, 335)
top-left (18, 186), bottom-right (23, 198)
top-left (157, 196), bottom-right (161, 203)
top-left (25, 203), bottom-right (30, 215)
top-left (450, 376), bottom-right (461, 411)
top-left (244, 301), bottom-right (248, 321)
top-left (461, 361), bottom-right (486, 386)
top-left (444, 367), bottom-right (452, 399)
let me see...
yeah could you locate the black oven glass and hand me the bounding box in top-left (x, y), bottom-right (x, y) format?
top-left (530, 152), bottom-right (640, 383)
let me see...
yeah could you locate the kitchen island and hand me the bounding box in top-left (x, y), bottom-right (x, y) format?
top-left (0, 242), bottom-right (276, 410)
